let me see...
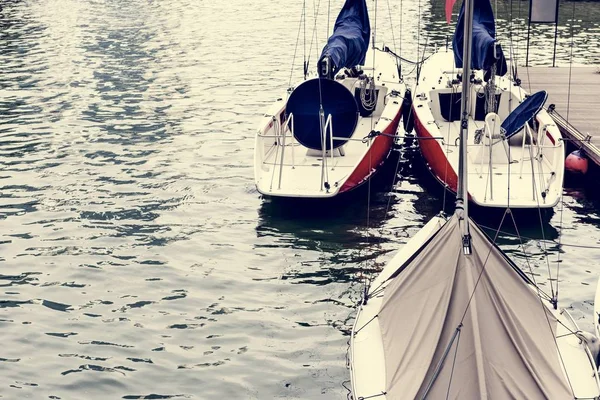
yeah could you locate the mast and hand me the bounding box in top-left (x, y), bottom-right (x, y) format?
top-left (456, 0), bottom-right (474, 254)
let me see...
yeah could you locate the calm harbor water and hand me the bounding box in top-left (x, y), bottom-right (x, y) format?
top-left (1, 0), bottom-right (600, 398)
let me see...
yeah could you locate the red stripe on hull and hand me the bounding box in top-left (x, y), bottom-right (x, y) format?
top-left (413, 106), bottom-right (459, 194)
top-left (339, 108), bottom-right (402, 193)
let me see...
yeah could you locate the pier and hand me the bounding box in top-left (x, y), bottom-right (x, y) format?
top-left (519, 66), bottom-right (600, 166)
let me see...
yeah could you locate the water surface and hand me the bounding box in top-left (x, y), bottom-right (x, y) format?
top-left (1, 0), bottom-right (600, 398)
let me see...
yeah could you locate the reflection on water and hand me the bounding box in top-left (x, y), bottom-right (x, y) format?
top-left (0, 0), bottom-right (600, 398)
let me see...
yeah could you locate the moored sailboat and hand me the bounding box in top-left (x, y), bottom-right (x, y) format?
top-left (254, 0), bottom-right (406, 199)
top-left (349, 0), bottom-right (600, 397)
top-left (412, 0), bottom-right (564, 209)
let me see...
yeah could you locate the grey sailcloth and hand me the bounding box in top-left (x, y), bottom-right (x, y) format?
top-left (378, 215), bottom-right (572, 399)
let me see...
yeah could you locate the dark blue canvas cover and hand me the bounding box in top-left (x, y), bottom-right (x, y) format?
top-left (501, 90), bottom-right (548, 138)
top-left (286, 78), bottom-right (358, 150)
top-left (453, 0), bottom-right (507, 75)
top-left (319, 0), bottom-right (370, 72)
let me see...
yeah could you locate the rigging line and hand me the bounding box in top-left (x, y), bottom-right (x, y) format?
top-left (515, 0), bottom-right (521, 67)
top-left (507, 209), bottom-right (552, 302)
top-left (555, 322), bottom-right (581, 338)
top-left (306, 0), bottom-right (323, 70)
top-left (539, 302), bottom-right (578, 396)
top-left (353, 313), bottom-right (378, 336)
top-left (363, 134), bottom-right (374, 293)
top-left (524, 131), bottom-right (556, 301)
top-left (363, 0), bottom-right (380, 294)
top-left (441, 78), bottom-right (457, 213)
top-left (372, 0), bottom-right (378, 49)
top-left (439, 19), bottom-right (458, 214)
top-left (376, 134), bottom-right (405, 242)
top-left (458, 206), bottom-right (551, 322)
top-left (368, 284), bottom-right (386, 299)
top-left (399, 0), bottom-right (402, 60)
top-left (384, 48), bottom-right (434, 65)
top-left (358, 392), bottom-right (386, 399)
top-left (458, 211), bottom-right (576, 395)
top-left (556, 3), bottom-right (575, 299)
top-left (521, 0), bottom-right (532, 94)
top-left (327, 0), bottom-right (331, 38)
top-left (416, 0), bottom-right (421, 79)
top-left (566, 1), bottom-right (576, 123)
top-left (268, 122), bottom-right (281, 191)
top-left (289, 4), bottom-right (307, 88)
top-left (421, 324), bottom-right (463, 400)
top-left (458, 209), bottom-right (510, 325)
top-left (416, 23), bottom-right (430, 88)
top-left (385, 0), bottom-right (397, 53)
top-left (304, 0), bottom-right (307, 79)
top-left (532, 278), bottom-right (578, 397)
top-left (444, 326), bottom-right (462, 400)
top-left (506, 0), bottom-right (515, 212)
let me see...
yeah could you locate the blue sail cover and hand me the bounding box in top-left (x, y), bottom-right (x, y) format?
top-left (501, 91), bottom-right (548, 139)
top-left (319, 0), bottom-right (370, 72)
top-left (453, 0), bottom-right (507, 75)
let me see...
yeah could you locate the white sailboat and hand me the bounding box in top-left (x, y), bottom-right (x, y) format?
top-left (412, 0), bottom-right (564, 209)
top-left (254, 0), bottom-right (406, 199)
top-left (349, 0), bottom-right (600, 397)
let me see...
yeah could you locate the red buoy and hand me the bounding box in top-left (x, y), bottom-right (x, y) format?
top-left (565, 149), bottom-right (589, 174)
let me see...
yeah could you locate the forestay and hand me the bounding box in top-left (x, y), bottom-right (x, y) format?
top-left (378, 215), bottom-right (572, 399)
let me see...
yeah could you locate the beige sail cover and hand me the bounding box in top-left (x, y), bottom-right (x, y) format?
top-left (379, 215), bottom-right (572, 399)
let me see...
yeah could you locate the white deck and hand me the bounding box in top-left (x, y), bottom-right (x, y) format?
top-left (413, 50), bottom-right (564, 209)
top-left (256, 118), bottom-right (383, 197)
top-left (254, 48), bottom-right (405, 198)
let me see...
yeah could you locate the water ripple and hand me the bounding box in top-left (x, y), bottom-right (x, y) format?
top-left (0, 0), bottom-right (599, 399)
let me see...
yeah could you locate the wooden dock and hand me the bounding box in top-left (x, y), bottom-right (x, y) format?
top-left (519, 66), bottom-right (600, 165)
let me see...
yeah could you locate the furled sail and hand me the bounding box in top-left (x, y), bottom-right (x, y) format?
top-left (318, 0), bottom-right (370, 77)
top-left (378, 215), bottom-right (572, 399)
top-left (453, 0), bottom-right (507, 75)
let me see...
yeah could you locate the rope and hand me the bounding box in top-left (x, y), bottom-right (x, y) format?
top-left (359, 77), bottom-right (377, 111)
top-left (327, 0), bottom-right (331, 37)
top-left (445, 325), bottom-right (462, 400)
top-left (385, 0), bottom-right (397, 53)
top-left (416, 0), bottom-right (422, 80)
top-left (458, 209), bottom-right (509, 324)
top-left (306, 0), bottom-right (322, 71)
top-left (399, 0), bottom-right (403, 63)
top-left (524, 133), bottom-right (556, 303)
top-left (361, 0), bottom-right (379, 297)
top-left (354, 314), bottom-right (378, 336)
top-left (554, 1), bottom-right (577, 306)
top-left (358, 392), bottom-right (387, 399)
top-left (303, 0), bottom-right (307, 79)
top-left (384, 47), bottom-right (433, 65)
top-left (506, 210), bottom-right (553, 302)
top-left (288, 3), bottom-right (306, 87)
top-left (567, 2), bottom-right (576, 123)
top-left (372, 0), bottom-right (378, 49)
top-left (478, 222), bottom-right (600, 250)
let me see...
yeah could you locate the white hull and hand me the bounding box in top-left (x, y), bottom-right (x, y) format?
top-left (350, 216), bottom-right (446, 399)
top-left (413, 50), bottom-right (565, 209)
top-left (350, 217), bottom-right (600, 399)
top-left (254, 48), bottom-right (405, 199)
